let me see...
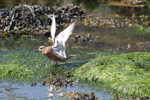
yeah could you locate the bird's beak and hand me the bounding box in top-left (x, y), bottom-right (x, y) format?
top-left (35, 50), bottom-right (39, 53)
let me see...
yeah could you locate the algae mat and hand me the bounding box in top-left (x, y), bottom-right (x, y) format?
top-left (74, 52), bottom-right (150, 96)
top-left (0, 47), bottom-right (93, 82)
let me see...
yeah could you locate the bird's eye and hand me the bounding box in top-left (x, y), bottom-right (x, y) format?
top-left (40, 48), bottom-right (42, 49)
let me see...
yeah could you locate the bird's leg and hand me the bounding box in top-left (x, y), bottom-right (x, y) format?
top-left (55, 62), bottom-right (58, 65)
top-left (51, 61), bottom-right (58, 65)
top-left (51, 60), bottom-right (55, 65)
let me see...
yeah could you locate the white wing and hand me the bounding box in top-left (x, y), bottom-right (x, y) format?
top-left (52, 22), bottom-right (76, 58)
top-left (55, 22), bottom-right (76, 44)
top-left (50, 15), bottom-right (56, 43)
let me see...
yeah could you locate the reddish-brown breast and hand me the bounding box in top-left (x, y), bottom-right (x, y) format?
top-left (42, 46), bottom-right (63, 62)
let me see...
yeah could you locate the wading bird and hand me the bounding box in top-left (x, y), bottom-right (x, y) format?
top-left (38, 15), bottom-right (76, 64)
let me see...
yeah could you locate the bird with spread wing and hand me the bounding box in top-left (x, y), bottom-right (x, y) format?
top-left (38, 15), bottom-right (76, 64)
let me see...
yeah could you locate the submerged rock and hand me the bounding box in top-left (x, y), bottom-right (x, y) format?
top-left (65, 91), bottom-right (99, 100)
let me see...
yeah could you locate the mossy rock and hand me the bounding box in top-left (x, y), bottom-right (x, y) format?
top-left (74, 52), bottom-right (150, 96)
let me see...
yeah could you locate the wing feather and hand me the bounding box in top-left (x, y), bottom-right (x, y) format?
top-left (50, 15), bottom-right (56, 43)
top-left (55, 22), bottom-right (76, 44)
top-left (52, 22), bottom-right (76, 58)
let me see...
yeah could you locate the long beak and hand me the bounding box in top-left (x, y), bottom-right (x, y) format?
top-left (34, 50), bottom-right (39, 53)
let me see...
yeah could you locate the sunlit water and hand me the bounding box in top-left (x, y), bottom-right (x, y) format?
top-left (0, 82), bottom-right (113, 100)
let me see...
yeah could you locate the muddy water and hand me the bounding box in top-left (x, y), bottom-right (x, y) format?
top-left (71, 26), bottom-right (150, 52)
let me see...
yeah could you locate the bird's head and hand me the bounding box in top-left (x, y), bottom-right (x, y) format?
top-left (38, 46), bottom-right (46, 52)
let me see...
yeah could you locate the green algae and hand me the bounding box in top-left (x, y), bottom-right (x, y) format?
top-left (0, 48), bottom-right (68, 83)
top-left (74, 52), bottom-right (150, 97)
top-left (0, 47), bottom-right (94, 83)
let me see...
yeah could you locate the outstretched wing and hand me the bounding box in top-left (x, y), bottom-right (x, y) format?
top-left (52, 22), bottom-right (76, 58)
top-left (55, 22), bottom-right (76, 44)
top-left (50, 15), bottom-right (56, 43)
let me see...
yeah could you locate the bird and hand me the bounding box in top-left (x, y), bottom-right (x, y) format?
top-left (38, 15), bottom-right (76, 64)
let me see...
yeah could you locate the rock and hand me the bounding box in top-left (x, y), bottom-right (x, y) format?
top-left (0, 4), bottom-right (85, 36)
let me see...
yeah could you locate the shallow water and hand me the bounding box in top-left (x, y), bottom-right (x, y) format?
top-left (0, 82), bottom-right (113, 100)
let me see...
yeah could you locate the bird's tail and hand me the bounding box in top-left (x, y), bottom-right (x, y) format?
top-left (61, 54), bottom-right (76, 62)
